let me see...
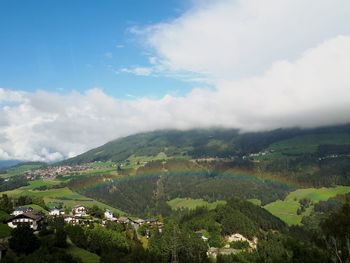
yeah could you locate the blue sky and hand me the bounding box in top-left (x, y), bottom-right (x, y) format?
top-left (0, 0), bottom-right (193, 98)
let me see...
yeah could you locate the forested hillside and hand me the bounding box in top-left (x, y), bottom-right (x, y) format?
top-left (62, 124), bottom-right (350, 164)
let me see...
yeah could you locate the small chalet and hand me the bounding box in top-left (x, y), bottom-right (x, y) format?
top-left (49, 208), bottom-right (64, 216)
top-left (7, 211), bottom-right (44, 230)
top-left (104, 209), bottom-right (114, 220)
top-left (11, 207), bottom-right (33, 216)
top-left (72, 205), bottom-right (87, 217)
top-left (64, 215), bottom-right (80, 225)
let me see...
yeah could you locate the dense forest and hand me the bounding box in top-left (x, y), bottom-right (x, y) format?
top-left (68, 159), bottom-right (291, 216)
top-left (1, 193), bottom-right (349, 262)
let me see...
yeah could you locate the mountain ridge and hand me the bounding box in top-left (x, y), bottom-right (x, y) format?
top-left (61, 124), bottom-right (350, 165)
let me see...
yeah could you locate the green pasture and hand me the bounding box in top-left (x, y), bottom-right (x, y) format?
top-left (167, 198), bottom-right (226, 210)
top-left (264, 186), bottom-right (350, 225)
top-left (255, 133), bottom-right (350, 160)
top-left (3, 185), bottom-right (124, 215)
top-left (1, 164), bottom-right (44, 178)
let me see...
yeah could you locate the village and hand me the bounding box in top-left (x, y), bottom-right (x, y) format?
top-left (5, 204), bottom-right (258, 259)
top-left (23, 164), bottom-right (97, 180)
top-left (8, 204), bottom-right (163, 235)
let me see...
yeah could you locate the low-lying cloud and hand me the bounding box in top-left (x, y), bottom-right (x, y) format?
top-left (1, 0), bottom-right (350, 161)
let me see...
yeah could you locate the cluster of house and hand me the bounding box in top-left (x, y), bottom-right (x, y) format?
top-left (207, 233), bottom-right (258, 258)
top-left (23, 165), bottom-right (90, 180)
top-left (7, 205), bottom-right (162, 233)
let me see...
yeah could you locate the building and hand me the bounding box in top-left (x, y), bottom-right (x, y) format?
top-left (116, 216), bottom-right (130, 224)
top-left (49, 208), bottom-right (64, 216)
top-left (104, 209), bottom-right (114, 220)
top-left (72, 205), bottom-right (87, 217)
top-left (64, 215), bottom-right (80, 225)
top-left (7, 211), bottom-right (44, 230)
top-left (11, 207), bottom-right (33, 216)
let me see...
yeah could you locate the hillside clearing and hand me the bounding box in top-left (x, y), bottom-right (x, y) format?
top-left (264, 186), bottom-right (350, 225)
top-left (167, 198), bottom-right (226, 210)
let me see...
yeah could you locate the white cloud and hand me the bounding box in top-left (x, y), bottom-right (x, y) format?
top-left (1, 0), bottom-right (350, 161)
top-left (120, 66), bottom-right (154, 76)
top-left (1, 36), bottom-right (350, 161)
top-left (138, 0), bottom-right (350, 80)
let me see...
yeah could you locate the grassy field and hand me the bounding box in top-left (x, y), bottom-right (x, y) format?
top-left (264, 186), bottom-right (350, 225)
top-left (255, 133), bottom-right (350, 160)
top-left (3, 182), bottom-right (125, 215)
top-left (1, 163), bottom-right (44, 178)
top-left (123, 152), bottom-right (170, 169)
top-left (167, 198), bottom-right (226, 210)
top-left (27, 179), bottom-right (63, 189)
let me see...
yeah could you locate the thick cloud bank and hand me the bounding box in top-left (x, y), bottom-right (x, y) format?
top-left (1, 0), bottom-right (350, 161)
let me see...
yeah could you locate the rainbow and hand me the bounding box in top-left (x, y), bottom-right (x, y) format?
top-left (69, 165), bottom-right (305, 194)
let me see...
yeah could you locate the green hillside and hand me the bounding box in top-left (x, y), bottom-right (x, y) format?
top-left (264, 186), bottom-right (350, 225)
top-left (62, 124), bottom-right (350, 165)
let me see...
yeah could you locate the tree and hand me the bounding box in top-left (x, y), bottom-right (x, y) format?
top-left (9, 225), bottom-right (40, 254)
top-left (88, 205), bottom-right (104, 219)
top-left (86, 225), bottom-right (129, 254)
top-left (0, 194), bottom-right (13, 213)
top-left (54, 227), bottom-right (67, 248)
top-left (321, 202), bottom-right (350, 263)
top-left (66, 225), bottom-right (88, 248)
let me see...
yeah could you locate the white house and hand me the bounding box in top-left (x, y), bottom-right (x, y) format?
top-left (72, 205), bottom-right (87, 217)
top-left (104, 209), bottom-right (114, 220)
top-left (11, 207), bottom-right (33, 216)
top-left (7, 211), bottom-right (43, 230)
top-left (64, 215), bottom-right (79, 225)
top-left (49, 208), bottom-right (64, 216)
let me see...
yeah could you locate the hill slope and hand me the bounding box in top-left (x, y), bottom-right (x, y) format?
top-left (62, 124), bottom-right (350, 165)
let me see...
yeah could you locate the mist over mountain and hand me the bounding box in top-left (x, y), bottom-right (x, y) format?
top-left (62, 123), bottom-right (350, 165)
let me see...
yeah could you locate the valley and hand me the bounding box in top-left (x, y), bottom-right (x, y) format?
top-left (1, 125), bottom-right (350, 262)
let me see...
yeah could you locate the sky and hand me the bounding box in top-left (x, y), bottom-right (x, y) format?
top-left (1, 0), bottom-right (350, 161)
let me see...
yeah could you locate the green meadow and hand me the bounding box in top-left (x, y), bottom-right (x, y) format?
top-left (255, 133), bottom-right (350, 160)
top-left (167, 197), bottom-right (226, 210)
top-left (1, 163), bottom-right (44, 178)
top-left (264, 186), bottom-right (350, 225)
top-left (3, 180), bottom-right (124, 215)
